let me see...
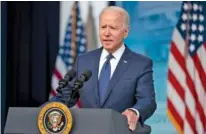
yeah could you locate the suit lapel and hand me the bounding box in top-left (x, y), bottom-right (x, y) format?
top-left (91, 48), bottom-right (102, 106)
top-left (100, 47), bottom-right (132, 106)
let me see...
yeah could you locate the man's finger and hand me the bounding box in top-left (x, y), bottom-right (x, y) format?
top-left (127, 114), bottom-right (132, 125)
top-left (129, 120), bottom-right (137, 131)
top-left (122, 111), bottom-right (130, 124)
top-left (129, 124), bottom-right (136, 131)
top-left (122, 110), bottom-right (137, 131)
top-left (129, 117), bottom-right (137, 131)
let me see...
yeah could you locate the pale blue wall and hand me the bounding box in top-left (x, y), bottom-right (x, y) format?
top-left (119, 2), bottom-right (182, 134)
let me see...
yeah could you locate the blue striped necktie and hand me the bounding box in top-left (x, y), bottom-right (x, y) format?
top-left (98, 54), bottom-right (114, 104)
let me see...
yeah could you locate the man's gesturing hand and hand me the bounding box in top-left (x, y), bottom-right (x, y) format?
top-left (122, 109), bottom-right (139, 131)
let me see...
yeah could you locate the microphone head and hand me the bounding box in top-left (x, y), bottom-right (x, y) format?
top-left (64, 69), bottom-right (76, 81)
top-left (58, 79), bottom-right (66, 87)
top-left (81, 69), bottom-right (92, 81)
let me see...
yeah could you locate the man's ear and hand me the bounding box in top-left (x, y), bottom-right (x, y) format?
top-left (124, 28), bottom-right (129, 38)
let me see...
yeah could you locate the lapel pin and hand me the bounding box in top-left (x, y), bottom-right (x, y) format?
top-left (123, 60), bottom-right (127, 63)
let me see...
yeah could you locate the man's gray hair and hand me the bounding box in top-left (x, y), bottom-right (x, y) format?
top-left (99, 6), bottom-right (130, 28)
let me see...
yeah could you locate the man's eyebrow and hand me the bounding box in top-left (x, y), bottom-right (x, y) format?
top-left (100, 24), bottom-right (107, 27)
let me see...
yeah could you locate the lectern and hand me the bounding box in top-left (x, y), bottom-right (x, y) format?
top-left (4, 107), bottom-right (151, 134)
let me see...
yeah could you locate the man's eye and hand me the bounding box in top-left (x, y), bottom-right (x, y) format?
top-left (110, 27), bottom-right (116, 30)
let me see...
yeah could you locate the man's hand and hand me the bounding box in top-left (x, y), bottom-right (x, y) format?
top-left (122, 109), bottom-right (139, 131)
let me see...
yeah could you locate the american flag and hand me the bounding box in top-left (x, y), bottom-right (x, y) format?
top-left (49, 1), bottom-right (87, 107)
top-left (167, 2), bottom-right (206, 134)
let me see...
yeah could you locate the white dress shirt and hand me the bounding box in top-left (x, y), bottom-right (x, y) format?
top-left (98, 44), bottom-right (140, 118)
top-left (98, 44), bottom-right (125, 79)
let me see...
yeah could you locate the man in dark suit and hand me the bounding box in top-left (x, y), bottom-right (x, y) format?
top-left (51, 6), bottom-right (156, 131)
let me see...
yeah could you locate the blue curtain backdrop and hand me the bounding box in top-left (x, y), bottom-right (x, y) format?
top-left (3, 1), bottom-right (59, 132)
top-left (1, 1), bottom-right (7, 133)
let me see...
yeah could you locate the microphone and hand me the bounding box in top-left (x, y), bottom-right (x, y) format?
top-left (56, 69), bottom-right (76, 93)
top-left (73, 69), bottom-right (92, 90)
top-left (65, 69), bottom-right (92, 107)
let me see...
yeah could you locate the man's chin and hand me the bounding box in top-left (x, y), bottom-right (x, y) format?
top-left (103, 43), bottom-right (113, 48)
top-left (104, 47), bottom-right (115, 53)
top-left (103, 46), bottom-right (112, 50)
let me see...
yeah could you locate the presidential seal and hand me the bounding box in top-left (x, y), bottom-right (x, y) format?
top-left (38, 102), bottom-right (73, 134)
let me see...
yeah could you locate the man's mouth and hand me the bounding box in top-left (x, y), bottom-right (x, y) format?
top-left (103, 40), bottom-right (113, 42)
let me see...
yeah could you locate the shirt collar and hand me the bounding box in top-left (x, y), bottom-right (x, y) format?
top-left (101, 44), bottom-right (125, 60)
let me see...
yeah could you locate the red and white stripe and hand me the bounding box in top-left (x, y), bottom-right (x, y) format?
top-left (49, 56), bottom-right (68, 98)
top-left (167, 28), bottom-right (206, 134)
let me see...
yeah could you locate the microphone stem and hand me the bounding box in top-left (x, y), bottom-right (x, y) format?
top-left (65, 88), bottom-right (79, 108)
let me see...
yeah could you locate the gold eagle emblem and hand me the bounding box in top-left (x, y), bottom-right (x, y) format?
top-left (38, 102), bottom-right (72, 134)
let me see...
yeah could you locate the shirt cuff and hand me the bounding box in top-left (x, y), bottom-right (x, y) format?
top-left (127, 108), bottom-right (140, 118)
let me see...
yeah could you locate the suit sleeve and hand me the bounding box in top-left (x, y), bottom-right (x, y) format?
top-left (133, 59), bottom-right (157, 124)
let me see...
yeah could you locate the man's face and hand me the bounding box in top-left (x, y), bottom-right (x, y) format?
top-left (99, 11), bottom-right (129, 53)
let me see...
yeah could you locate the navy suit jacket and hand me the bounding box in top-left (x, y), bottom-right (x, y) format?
top-left (73, 46), bottom-right (156, 124)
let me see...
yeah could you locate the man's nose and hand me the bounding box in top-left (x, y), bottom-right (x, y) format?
top-left (104, 28), bottom-right (111, 36)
